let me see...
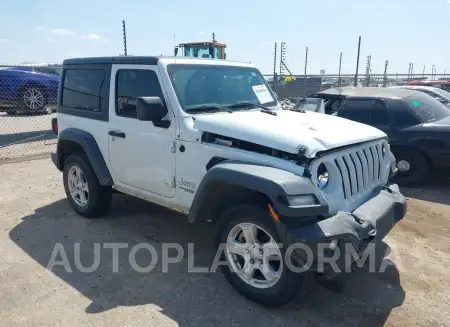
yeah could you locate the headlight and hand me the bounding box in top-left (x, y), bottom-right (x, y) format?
top-left (317, 163), bottom-right (329, 189)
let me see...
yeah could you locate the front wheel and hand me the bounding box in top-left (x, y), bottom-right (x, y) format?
top-left (215, 204), bottom-right (305, 306)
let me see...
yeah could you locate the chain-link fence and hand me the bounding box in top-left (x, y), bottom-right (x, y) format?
top-left (0, 64), bottom-right (60, 162)
top-left (265, 73), bottom-right (450, 99)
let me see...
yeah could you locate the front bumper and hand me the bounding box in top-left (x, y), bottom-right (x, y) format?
top-left (285, 183), bottom-right (406, 273)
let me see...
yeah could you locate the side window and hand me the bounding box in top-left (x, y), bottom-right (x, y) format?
top-left (339, 100), bottom-right (372, 124)
top-left (62, 69), bottom-right (105, 111)
top-left (370, 101), bottom-right (391, 125)
top-left (116, 69), bottom-right (164, 118)
top-left (392, 108), bottom-right (421, 126)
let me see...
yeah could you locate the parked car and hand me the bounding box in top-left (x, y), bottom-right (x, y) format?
top-left (280, 97), bottom-right (326, 113)
top-left (390, 85), bottom-right (450, 107)
top-left (51, 56), bottom-right (405, 306)
top-left (309, 87), bottom-right (450, 186)
top-left (0, 66), bottom-right (60, 114)
top-left (407, 80), bottom-right (450, 92)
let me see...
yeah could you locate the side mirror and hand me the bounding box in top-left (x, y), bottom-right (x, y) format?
top-left (209, 47), bottom-right (214, 58)
top-left (174, 47), bottom-right (179, 56)
top-left (136, 97), bottom-right (168, 122)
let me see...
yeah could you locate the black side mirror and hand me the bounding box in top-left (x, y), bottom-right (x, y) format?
top-left (174, 47), bottom-right (179, 56)
top-left (136, 97), bottom-right (168, 122)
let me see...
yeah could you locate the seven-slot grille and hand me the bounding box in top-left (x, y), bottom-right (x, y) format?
top-left (333, 142), bottom-right (385, 199)
top-left (310, 139), bottom-right (389, 204)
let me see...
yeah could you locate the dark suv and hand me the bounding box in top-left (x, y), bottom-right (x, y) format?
top-left (309, 87), bottom-right (450, 187)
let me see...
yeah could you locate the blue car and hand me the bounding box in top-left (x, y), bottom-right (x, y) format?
top-left (0, 66), bottom-right (60, 115)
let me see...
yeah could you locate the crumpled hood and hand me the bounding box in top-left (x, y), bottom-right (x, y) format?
top-left (193, 110), bottom-right (386, 157)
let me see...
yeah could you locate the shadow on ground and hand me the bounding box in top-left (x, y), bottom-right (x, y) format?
top-left (10, 196), bottom-right (405, 327)
top-left (0, 129), bottom-right (55, 147)
top-left (400, 171), bottom-right (450, 206)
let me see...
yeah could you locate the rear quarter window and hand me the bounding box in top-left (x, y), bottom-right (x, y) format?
top-left (62, 69), bottom-right (106, 111)
top-left (404, 93), bottom-right (450, 123)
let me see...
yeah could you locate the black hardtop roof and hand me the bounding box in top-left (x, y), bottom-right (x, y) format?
top-left (63, 56), bottom-right (160, 65)
top-left (318, 86), bottom-right (420, 99)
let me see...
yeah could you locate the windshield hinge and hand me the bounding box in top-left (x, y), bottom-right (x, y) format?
top-left (171, 176), bottom-right (176, 188)
top-left (171, 141), bottom-right (176, 153)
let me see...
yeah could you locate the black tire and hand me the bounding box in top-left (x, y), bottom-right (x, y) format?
top-left (63, 152), bottom-right (112, 218)
top-left (215, 204), bottom-right (305, 307)
top-left (6, 109), bottom-right (17, 115)
top-left (392, 147), bottom-right (430, 187)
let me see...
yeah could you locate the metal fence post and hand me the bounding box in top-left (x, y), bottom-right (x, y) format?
top-left (354, 36), bottom-right (361, 87)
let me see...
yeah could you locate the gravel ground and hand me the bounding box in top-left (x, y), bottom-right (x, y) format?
top-left (0, 158), bottom-right (449, 327)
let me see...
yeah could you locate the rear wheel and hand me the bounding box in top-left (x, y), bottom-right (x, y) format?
top-left (63, 153), bottom-right (112, 218)
top-left (392, 147), bottom-right (430, 187)
top-left (215, 204), bottom-right (305, 306)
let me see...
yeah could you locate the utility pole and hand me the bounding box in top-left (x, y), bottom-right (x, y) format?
top-left (304, 47), bottom-right (308, 97)
top-left (273, 42), bottom-right (277, 90)
top-left (279, 42), bottom-right (286, 79)
top-left (338, 52), bottom-right (343, 87)
top-left (354, 36), bottom-right (361, 87)
top-left (365, 55), bottom-right (371, 87)
top-left (383, 60), bottom-right (389, 87)
top-left (122, 20), bottom-right (128, 56)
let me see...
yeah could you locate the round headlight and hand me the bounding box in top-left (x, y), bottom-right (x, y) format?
top-left (317, 163), bottom-right (329, 189)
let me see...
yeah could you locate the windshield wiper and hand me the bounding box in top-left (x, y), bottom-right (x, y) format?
top-left (185, 105), bottom-right (233, 113)
top-left (226, 102), bottom-right (278, 116)
top-left (226, 101), bottom-right (271, 110)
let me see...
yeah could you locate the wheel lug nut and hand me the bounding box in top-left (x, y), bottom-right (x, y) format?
top-left (259, 259), bottom-right (263, 264)
top-left (245, 249), bottom-right (249, 254)
top-left (259, 249), bottom-right (263, 255)
top-left (250, 259), bottom-right (254, 264)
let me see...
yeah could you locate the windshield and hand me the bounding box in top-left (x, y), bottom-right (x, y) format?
top-left (404, 93), bottom-right (450, 123)
top-left (167, 64), bottom-right (278, 112)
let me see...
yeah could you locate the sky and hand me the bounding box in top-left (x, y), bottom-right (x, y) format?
top-left (0, 0), bottom-right (449, 75)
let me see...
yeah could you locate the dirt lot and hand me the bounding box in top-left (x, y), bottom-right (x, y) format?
top-left (0, 158), bottom-right (449, 327)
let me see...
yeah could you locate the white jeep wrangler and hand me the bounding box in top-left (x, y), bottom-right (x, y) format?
top-left (51, 56), bottom-right (406, 306)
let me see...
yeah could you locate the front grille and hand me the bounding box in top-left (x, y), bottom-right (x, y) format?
top-left (334, 143), bottom-right (384, 199)
top-left (309, 139), bottom-right (390, 211)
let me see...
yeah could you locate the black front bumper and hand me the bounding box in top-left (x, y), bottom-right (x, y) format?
top-left (285, 183), bottom-right (406, 273)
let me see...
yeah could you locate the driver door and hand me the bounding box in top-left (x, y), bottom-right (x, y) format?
top-left (108, 64), bottom-right (176, 198)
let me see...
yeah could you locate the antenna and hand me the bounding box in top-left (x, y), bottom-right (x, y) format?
top-left (212, 32), bottom-right (216, 42)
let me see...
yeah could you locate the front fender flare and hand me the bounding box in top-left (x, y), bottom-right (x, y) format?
top-left (187, 161), bottom-right (328, 223)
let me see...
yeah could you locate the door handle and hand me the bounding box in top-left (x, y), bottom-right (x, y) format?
top-left (108, 130), bottom-right (126, 138)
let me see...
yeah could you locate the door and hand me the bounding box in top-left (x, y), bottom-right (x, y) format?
top-left (108, 65), bottom-right (176, 198)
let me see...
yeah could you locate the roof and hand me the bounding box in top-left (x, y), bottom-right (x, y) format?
top-left (318, 86), bottom-right (419, 99)
top-left (62, 56), bottom-right (242, 66)
top-left (63, 56), bottom-right (160, 65)
top-left (391, 85), bottom-right (441, 92)
top-left (179, 42), bottom-right (226, 47)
